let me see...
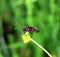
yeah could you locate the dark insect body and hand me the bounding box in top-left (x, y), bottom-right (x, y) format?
top-left (23, 26), bottom-right (39, 33)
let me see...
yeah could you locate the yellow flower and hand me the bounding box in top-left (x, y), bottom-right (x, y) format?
top-left (22, 31), bottom-right (31, 43)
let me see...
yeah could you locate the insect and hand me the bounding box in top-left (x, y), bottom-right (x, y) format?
top-left (23, 26), bottom-right (39, 33)
top-left (22, 26), bottom-right (39, 43)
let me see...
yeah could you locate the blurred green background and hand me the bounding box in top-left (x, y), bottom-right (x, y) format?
top-left (0, 0), bottom-right (60, 57)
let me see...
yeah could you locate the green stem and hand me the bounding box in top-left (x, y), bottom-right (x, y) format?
top-left (30, 38), bottom-right (52, 57)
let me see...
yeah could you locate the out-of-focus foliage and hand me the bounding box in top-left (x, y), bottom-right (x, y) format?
top-left (0, 0), bottom-right (60, 57)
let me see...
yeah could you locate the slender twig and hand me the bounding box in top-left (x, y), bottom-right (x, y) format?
top-left (30, 38), bottom-right (52, 57)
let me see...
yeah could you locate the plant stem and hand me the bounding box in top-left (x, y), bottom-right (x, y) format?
top-left (30, 38), bottom-right (52, 57)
